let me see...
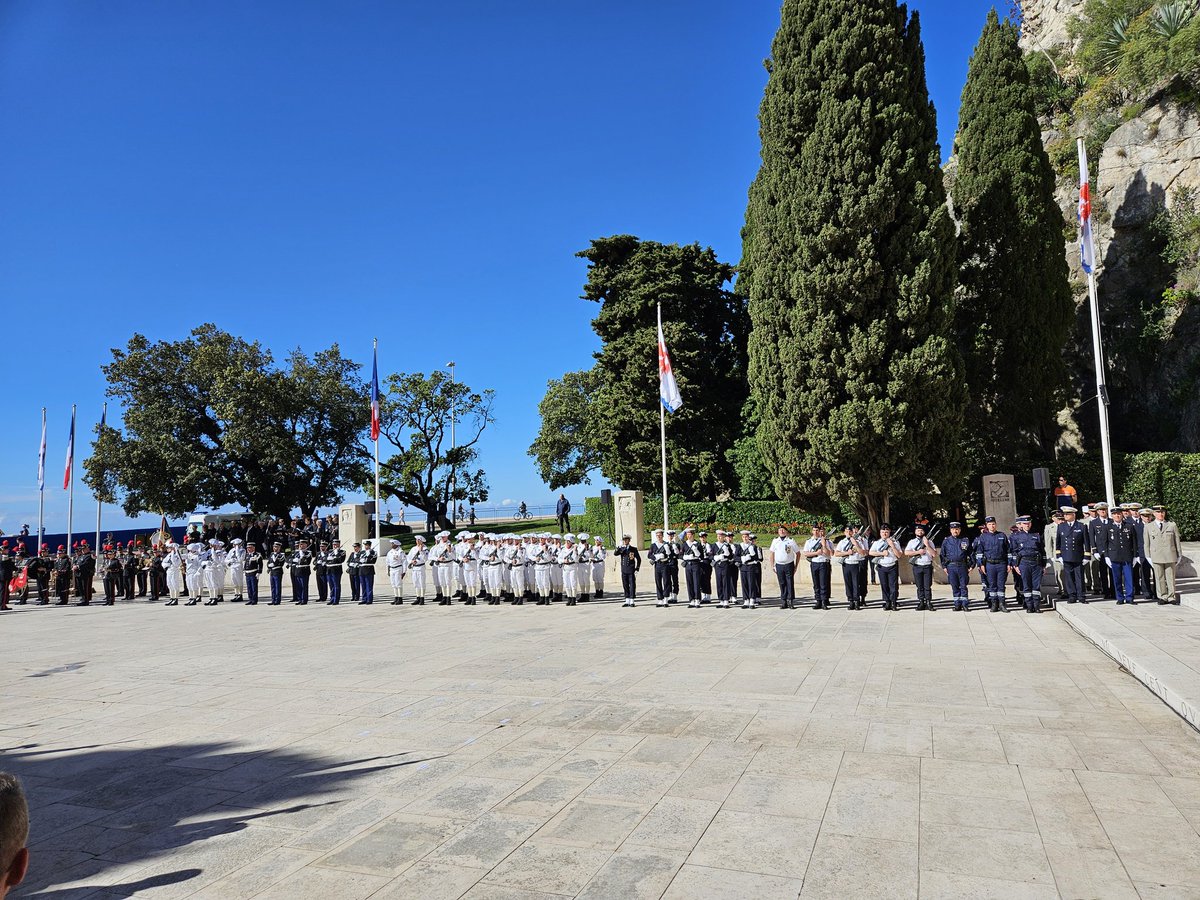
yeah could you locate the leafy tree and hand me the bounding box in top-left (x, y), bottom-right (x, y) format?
top-left (952, 10), bottom-right (1075, 460)
top-left (528, 369), bottom-right (603, 490)
top-left (530, 235), bottom-right (749, 499)
top-left (376, 371), bottom-right (494, 529)
top-left (740, 0), bottom-right (966, 530)
top-left (85, 325), bottom-right (370, 519)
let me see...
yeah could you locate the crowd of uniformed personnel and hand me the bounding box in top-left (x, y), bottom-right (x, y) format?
top-left (0, 492), bottom-right (1186, 613)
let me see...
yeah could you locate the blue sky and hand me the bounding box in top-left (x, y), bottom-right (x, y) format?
top-left (0, 0), bottom-right (997, 534)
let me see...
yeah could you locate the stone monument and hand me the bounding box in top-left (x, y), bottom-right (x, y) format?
top-left (339, 503), bottom-right (369, 550)
top-left (983, 473), bottom-right (1017, 533)
top-left (614, 490), bottom-right (644, 546)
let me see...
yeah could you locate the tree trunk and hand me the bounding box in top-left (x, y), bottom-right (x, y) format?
top-left (858, 492), bottom-right (891, 536)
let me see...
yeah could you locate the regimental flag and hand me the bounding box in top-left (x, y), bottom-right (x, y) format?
top-left (370, 343), bottom-right (381, 441)
top-left (63, 407), bottom-right (75, 490)
top-left (38, 408), bottom-right (46, 491)
top-left (657, 315), bottom-right (683, 414)
top-left (1078, 144), bottom-right (1096, 275)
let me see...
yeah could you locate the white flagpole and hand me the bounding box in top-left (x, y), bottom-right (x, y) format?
top-left (1078, 139), bottom-right (1116, 506)
top-left (95, 402), bottom-right (106, 556)
top-left (658, 304), bottom-right (670, 535)
top-left (38, 407), bottom-right (46, 551)
top-left (373, 338), bottom-right (381, 551)
top-left (66, 404), bottom-right (76, 553)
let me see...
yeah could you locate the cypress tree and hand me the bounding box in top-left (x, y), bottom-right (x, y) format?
top-left (740, 0), bottom-right (965, 529)
top-left (951, 10), bottom-right (1074, 460)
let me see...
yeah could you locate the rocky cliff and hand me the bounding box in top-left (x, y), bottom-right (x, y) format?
top-left (1019, 0), bottom-right (1200, 451)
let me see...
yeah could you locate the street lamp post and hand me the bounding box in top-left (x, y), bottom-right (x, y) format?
top-left (447, 361), bottom-right (456, 527)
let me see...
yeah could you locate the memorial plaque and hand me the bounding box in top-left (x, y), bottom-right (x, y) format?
top-left (983, 473), bottom-right (1016, 533)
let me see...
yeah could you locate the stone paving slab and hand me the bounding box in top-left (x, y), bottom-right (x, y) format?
top-left (3, 575), bottom-right (1200, 898)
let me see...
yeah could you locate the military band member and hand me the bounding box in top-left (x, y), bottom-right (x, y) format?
top-left (712, 530), bottom-right (738, 608)
top-left (738, 532), bottom-right (763, 608)
top-left (648, 529), bottom-right (673, 607)
top-left (802, 524), bottom-right (833, 610)
top-left (325, 539), bottom-right (345, 604)
top-left (869, 525), bottom-right (903, 610)
top-left (1056, 507), bottom-right (1090, 604)
top-left (681, 527), bottom-right (705, 608)
top-left (32, 544), bottom-right (51, 604)
top-left (121, 543), bottom-right (138, 601)
top-left (102, 547), bottom-right (122, 604)
top-left (615, 534), bottom-right (641, 606)
top-left (243, 541), bottom-right (263, 605)
top-left (905, 523), bottom-right (937, 611)
top-left (52, 546), bottom-right (71, 604)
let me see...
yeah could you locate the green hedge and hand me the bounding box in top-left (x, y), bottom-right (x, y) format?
top-left (573, 496), bottom-right (832, 542)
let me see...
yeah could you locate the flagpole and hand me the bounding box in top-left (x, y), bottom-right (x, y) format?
top-left (373, 338), bottom-right (381, 551)
top-left (38, 407), bottom-right (46, 551)
top-left (657, 304), bottom-right (670, 534)
top-left (95, 402), bottom-right (106, 555)
top-left (1078, 138), bottom-right (1116, 506)
top-left (66, 404), bottom-right (76, 553)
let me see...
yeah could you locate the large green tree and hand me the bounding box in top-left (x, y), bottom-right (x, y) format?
top-left (951, 10), bottom-right (1074, 459)
top-left (376, 370), bottom-right (493, 530)
top-left (529, 235), bottom-right (749, 499)
top-left (740, 0), bottom-right (966, 530)
top-left (85, 325), bottom-right (370, 519)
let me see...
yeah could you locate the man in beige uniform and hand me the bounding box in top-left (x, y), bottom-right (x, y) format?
top-left (1145, 505), bottom-right (1182, 604)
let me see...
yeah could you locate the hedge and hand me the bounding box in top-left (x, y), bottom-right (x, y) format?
top-left (577, 450), bottom-right (1200, 541)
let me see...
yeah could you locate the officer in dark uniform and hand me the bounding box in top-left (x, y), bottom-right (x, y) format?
top-left (939, 522), bottom-right (973, 611)
top-left (120, 543), bottom-right (138, 601)
top-left (738, 531), bottom-right (764, 608)
top-left (647, 529), bottom-right (672, 607)
top-left (347, 542), bottom-right (361, 602)
top-left (52, 546), bottom-right (72, 604)
top-left (1135, 508), bottom-right (1157, 600)
top-left (0, 542), bottom-right (13, 611)
top-left (147, 547), bottom-right (165, 602)
top-left (681, 527), bottom-right (705, 609)
top-left (1088, 503), bottom-right (1113, 597)
top-left (974, 516), bottom-right (1009, 612)
top-left (134, 542), bottom-right (149, 596)
top-left (700, 531), bottom-right (716, 603)
top-left (712, 531), bottom-right (738, 608)
top-left (102, 547), bottom-right (122, 604)
top-left (1056, 507), bottom-right (1090, 603)
top-left (325, 539), bottom-right (345, 604)
top-left (615, 533), bottom-right (641, 606)
top-left (665, 529), bottom-right (681, 603)
top-left (314, 540), bottom-right (329, 603)
top-left (1105, 507), bottom-right (1138, 604)
top-left (289, 538), bottom-right (313, 604)
top-left (32, 544), bottom-right (51, 604)
top-left (243, 541), bottom-right (263, 604)
top-left (267, 541), bottom-right (287, 604)
top-left (358, 540), bottom-right (377, 604)
top-left (1007, 515), bottom-right (1045, 613)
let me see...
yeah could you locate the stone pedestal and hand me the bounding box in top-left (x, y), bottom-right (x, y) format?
top-left (614, 491), bottom-right (644, 546)
top-left (983, 473), bottom-right (1017, 533)
top-left (339, 503), bottom-right (369, 551)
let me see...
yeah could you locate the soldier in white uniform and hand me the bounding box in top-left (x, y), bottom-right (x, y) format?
top-left (430, 531), bottom-right (455, 604)
top-left (386, 538), bottom-right (407, 604)
top-left (203, 539), bottom-right (227, 605)
top-left (185, 543), bottom-right (205, 606)
top-left (559, 534), bottom-right (580, 605)
top-left (406, 535), bottom-right (429, 604)
top-left (576, 533), bottom-right (592, 601)
top-left (531, 534), bottom-right (554, 604)
top-left (163, 541), bottom-right (184, 605)
top-left (460, 533), bottom-right (480, 604)
top-left (590, 535), bottom-right (606, 598)
top-left (226, 538), bottom-right (246, 603)
top-left (507, 536), bottom-right (527, 604)
top-left (549, 535), bottom-right (563, 601)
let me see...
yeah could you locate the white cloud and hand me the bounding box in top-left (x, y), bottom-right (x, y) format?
top-left (501, 498), bottom-right (515, 506)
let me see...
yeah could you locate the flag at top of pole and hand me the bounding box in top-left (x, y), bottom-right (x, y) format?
top-left (38, 408), bottom-right (46, 491)
top-left (370, 341), bottom-right (381, 442)
top-left (657, 309), bottom-right (683, 413)
top-left (1078, 150), bottom-right (1095, 275)
top-left (63, 407), bottom-right (75, 490)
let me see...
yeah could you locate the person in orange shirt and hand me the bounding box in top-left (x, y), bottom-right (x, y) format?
top-left (1054, 476), bottom-right (1078, 511)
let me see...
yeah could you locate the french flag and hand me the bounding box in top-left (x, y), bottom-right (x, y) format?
top-left (1078, 141), bottom-right (1096, 275)
top-left (63, 407), bottom-right (75, 490)
top-left (658, 313), bottom-right (682, 414)
top-left (370, 343), bottom-right (381, 442)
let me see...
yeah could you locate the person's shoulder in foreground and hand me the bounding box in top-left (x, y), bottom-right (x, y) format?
top-left (0, 773), bottom-right (29, 898)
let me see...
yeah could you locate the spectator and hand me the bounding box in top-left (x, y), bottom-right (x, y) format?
top-left (1054, 476), bottom-right (1078, 511)
top-left (556, 493), bottom-right (571, 532)
top-left (0, 773), bottom-right (29, 898)
top-left (469, 505), bottom-right (477, 527)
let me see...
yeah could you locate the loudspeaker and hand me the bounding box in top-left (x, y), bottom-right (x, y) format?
top-left (363, 501), bottom-right (377, 515)
top-left (1032, 468), bottom-right (1050, 491)
top-left (600, 489), bottom-right (613, 505)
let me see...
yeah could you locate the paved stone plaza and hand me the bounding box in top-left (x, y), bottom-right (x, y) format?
top-left (5, 576), bottom-right (1200, 899)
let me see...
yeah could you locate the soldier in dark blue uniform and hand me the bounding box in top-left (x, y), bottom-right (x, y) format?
top-left (974, 516), bottom-right (1009, 612)
top-left (939, 522), bottom-right (973, 611)
top-left (289, 538), bottom-right (313, 604)
top-left (681, 527), bottom-right (705, 609)
top-left (314, 540), bottom-right (329, 603)
top-left (325, 539), bottom-right (346, 605)
top-left (243, 542), bottom-right (263, 605)
top-left (267, 541), bottom-right (286, 604)
top-left (665, 529), bottom-right (681, 603)
top-left (648, 529), bottom-right (672, 607)
top-left (615, 533), bottom-right (641, 607)
top-left (1088, 503), bottom-right (1113, 597)
top-left (1055, 507), bottom-right (1090, 603)
top-left (1007, 515), bottom-right (1045, 613)
top-left (1105, 507), bottom-right (1138, 604)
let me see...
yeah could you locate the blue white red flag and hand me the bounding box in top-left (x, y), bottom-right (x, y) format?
top-left (658, 316), bottom-right (682, 414)
top-left (1078, 142), bottom-right (1096, 275)
top-left (63, 407), bottom-right (75, 490)
top-left (370, 343), bottom-right (381, 441)
top-left (37, 408), bottom-right (46, 491)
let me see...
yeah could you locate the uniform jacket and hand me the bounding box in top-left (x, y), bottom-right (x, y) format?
top-left (1056, 521), bottom-right (1091, 563)
top-left (940, 535), bottom-right (973, 568)
top-left (1145, 519), bottom-right (1182, 564)
top-left (1007, 532), bottom-right (1045, 567)
top-left (615, 544), bottom-right (641, 572)
top-left (973, 531), bottom-right (1009, 565)
top-left (1088, 516), bottom-right (1111, 554)
top-left (1104, 520), bottom-right (1138, 564)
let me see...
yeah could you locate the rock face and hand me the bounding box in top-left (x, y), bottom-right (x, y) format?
top-left (1019, 0), bottom-right (1087, 53)
top-left (1019, 1), bottom-right (1200, 451)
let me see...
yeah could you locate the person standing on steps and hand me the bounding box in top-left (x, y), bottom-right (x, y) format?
top-left (1146, 505), bottom-right (1182, 605)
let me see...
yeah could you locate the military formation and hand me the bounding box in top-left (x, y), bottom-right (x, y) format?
top-left (0, 499), bottom-right (1186, 613)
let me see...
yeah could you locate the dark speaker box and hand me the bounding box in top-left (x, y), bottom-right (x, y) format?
top-left (600, 489), bottom-right (613, 505)
top-left (1032, 468), bottom-right (1050, 491)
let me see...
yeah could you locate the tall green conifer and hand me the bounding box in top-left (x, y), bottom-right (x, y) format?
top-left (740, 0), bottom-right (965, 528)
top-left (952, 10), bottom-right (1074, 459)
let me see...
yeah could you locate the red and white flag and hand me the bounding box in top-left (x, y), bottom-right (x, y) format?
top-left (1078, 142), bottom-right (1096, 275)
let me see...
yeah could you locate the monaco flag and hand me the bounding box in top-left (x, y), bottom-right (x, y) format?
top-left (370, 343), bottom-right (381, 442)
top-left (657, 315), bottom-right (683, 413)
top-left (1078, 142), bottom-right (1096, 275)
